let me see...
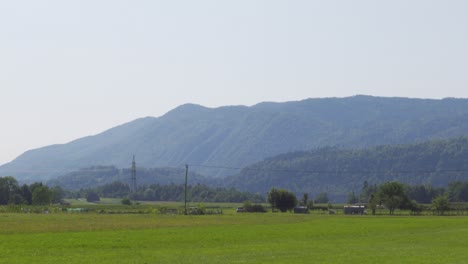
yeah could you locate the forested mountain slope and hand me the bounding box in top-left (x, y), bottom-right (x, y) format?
top-left (227, 137), bottom-right (468, 201)
top-left (3, 95), bottom-right (468, 182)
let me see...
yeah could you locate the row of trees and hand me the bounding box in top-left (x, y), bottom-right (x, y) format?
top-left (71, 181), bottom-right (265, 203)
top-left (355, 181), bottom-right (451, 215)
top-left (355, 180), bottom-right (446, 205)
top-left (0, 176), bottom-right (64, 205)
top-left (266, 188), bottom-right (330, 212)
top-left (358, 179), bottom-right (468, 203)
top-left (266, 181), bottom-right (455, 215)
top-left (1, 176), bottom-right (265, 205)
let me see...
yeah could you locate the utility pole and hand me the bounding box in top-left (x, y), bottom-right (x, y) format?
top-left (184, 164), bottom-right (188, 215)
top-left (131, 155), bottom-right (137, 193)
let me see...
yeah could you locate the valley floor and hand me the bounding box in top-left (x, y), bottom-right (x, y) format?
top-left (0, 212), bottom-right (467, 263)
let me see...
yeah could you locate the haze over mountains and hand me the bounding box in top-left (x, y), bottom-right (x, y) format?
top-left (2, 95), bottom-right (468, 183)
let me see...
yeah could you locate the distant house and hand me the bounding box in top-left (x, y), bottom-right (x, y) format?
top-left (293, 206), bottom-right (309, 214)
top-left (343, 205), bottom-right (366, 215)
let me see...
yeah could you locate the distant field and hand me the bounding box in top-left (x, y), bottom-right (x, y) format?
top-left (0, 211), bottom-right (467, 263)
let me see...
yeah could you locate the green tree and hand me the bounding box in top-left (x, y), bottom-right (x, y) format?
top-left (29, 182), bottom-right (46, 204)
top-left (407, 200), bottom-right (424, 214)
top-left (267, 188), bottom-right (281, 212)
top-left (86, 191), bottom-right (100, 202)
top-left (432, 195), bottom-right (450, 216)
top-left (32, 186), bottom-right (52, 205)
top-left (21, 184), bottom-right (32, 205)
top-left (0, 176), bottom-right (20, 205)
top-left (50, 186), bottom-right (65, 203)
top-left (268, 188), bottom-right (298, 212)
top-left (379, 181), bottom-right (408, 215)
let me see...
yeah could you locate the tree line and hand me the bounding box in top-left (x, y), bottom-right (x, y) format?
top-left (354, 180), bottom-right (468, 204)
top-left (264, 179), bottom-right (468, 215)
top-left (71, 181), bottom-right (265, 203)
top-left (0, 176), bottom-right (64, 205)
top-left (335, 180), bottom-right (467, 215)
top-left (1, 175), bottom-right (265, 205)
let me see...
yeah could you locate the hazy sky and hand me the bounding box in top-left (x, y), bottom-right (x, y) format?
top-left (1, 0), bottom-right (467, 165)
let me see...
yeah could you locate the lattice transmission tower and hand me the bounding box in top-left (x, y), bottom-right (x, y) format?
top-left (131, 155), bottom-right (137, 193)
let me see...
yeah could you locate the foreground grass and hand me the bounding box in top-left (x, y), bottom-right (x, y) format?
top-left (0, 213), bottom-right (467, 263)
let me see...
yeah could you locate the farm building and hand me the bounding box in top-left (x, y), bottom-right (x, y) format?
top-left (343, 205), bottom-right (366, 215)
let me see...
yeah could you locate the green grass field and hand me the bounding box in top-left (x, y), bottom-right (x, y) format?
top-left (1, 210), bottom-right (468, 264)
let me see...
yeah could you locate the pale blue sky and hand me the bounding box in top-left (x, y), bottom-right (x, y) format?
top-left (1, 0), bottom-right (467, 165)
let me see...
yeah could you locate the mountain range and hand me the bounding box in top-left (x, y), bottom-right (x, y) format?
top-left (2, 95), bottom-right (468, 182)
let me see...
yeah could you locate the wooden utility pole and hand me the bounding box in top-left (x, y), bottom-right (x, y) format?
top-left (184, 164), bottom-right (188, 215)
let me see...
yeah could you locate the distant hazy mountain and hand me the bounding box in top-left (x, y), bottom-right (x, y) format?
top-left (227, 137), bottom-right (468, 201)
top-left (3, 95), bottom-right (468, 182)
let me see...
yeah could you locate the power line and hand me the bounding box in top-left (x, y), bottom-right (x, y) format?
top-left (187, 164), bottom-right (468, 175)
top-left (4, 163), bottom-right (468, 176)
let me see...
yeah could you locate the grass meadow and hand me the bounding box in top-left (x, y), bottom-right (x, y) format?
top-left (1, 207), bottom-right (468, 264)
